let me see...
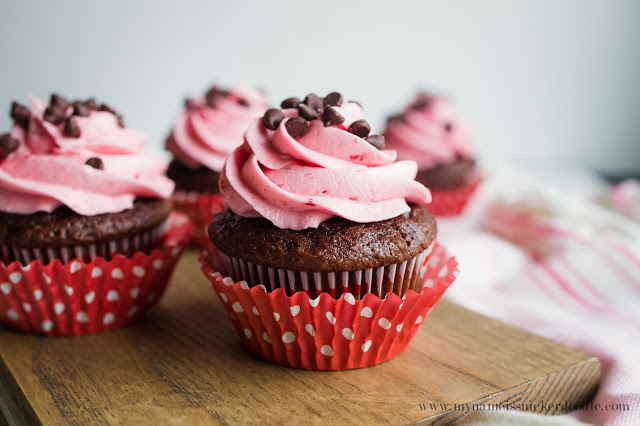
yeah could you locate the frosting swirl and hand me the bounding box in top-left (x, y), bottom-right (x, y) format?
top-left (383, 93), bottom-right (475, 169)
top-left (166, 85), bottom-right (269, 172)
top-left (220, 98), bottom-right (431, 230)
top-left (0, 96), bottom-right (174, 216)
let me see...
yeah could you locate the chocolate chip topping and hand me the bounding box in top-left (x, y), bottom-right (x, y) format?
top-left (297, 103), bottom-right (319, 121)
top-left (413, 94), bottom-right (434, 110)
top-left (50, 93), bottom-right (70, 111)
top-left (85, 98), bottom-right (98, 110)
top-left (63, 117), bottom-right (81, 138)
top-left (365, 134), bottom-right (385, 150)
top-left (280, 97), bottom-right (301, 109)
top-left (205, 86), bottom-right (230, 108)
top-left (85, 157), bottom-right (104, 170)
top-left (322, 106), bottom-right (345, 127)
top-left (43, 105), bottom-right (66, 125)
top-left (323, 92), bottom-right (343, 107)
top-left (348, 119), bottom-right (371, 138)
top-left (302, 93), bottom-right (323, 112)
top-left (237, 98), bottom-right (249, 107)
top-left (263, 108), bottom-right (284, 130)
top-left (99, 103), bottom-right (117, 115)
top-left (285, 116), bottom-right (310, 138)
top-left (387, 113), bottom-right (405, 123)
top-left (72, 101), bottom-right (90, 117)
top-left (444, 122), bottom-right (453, 132)
top-left (0, 133), bottom-right (19, 159)
top-left (10, 102), bottom-right (30, 129)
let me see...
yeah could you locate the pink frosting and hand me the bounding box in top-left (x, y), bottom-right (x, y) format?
top-left (383, 94), bottom-right (475, 169)
top-left (0, 97), bottom-right (174, 216)
top-left (166, 85), bottom-right (269, 172)
top-left (220, 102), bottom-right (432, 230)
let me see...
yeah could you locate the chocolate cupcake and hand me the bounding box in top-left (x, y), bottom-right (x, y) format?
top-left (165, 85), bottom-right (268, 247)
top-left (0, 94), bottom-right (192, 335)
top-left (383, 92), bottom-right (482, 215)
top-left (201, 92), bottom-right (459, 370)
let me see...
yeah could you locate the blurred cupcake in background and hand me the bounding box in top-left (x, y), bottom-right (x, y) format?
top-left (200, 91), bottom-right (459, 370)
top-left (165, 85), bottom-right (268, 247)
top-left (0, 94), bottom-right (192, 335)
top-left (383, 92), bottom-right (482, 216)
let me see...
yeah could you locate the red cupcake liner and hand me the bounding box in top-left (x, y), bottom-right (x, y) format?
top-left (199, 242), bottom-right (458, 370)
top-left (428, 175), bottom-right (483, 216)
top-left (173, 191), bottom-right (226, 248)
top-left (0, 212), bottom-right (193, 335)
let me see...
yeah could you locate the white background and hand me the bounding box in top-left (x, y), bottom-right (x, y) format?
top-left (1, 0), bottom-right (639, 176)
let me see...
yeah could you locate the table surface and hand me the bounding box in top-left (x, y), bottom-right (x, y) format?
top-left (0, 250), bottom-right (601, 425)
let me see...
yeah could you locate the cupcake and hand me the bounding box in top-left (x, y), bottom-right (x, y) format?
top-left (383, 92), bottom-right (481, 216)
top-left (200, 92), bottom-right (459, 370)
top-left (0, 94), bottom-right (192, 335)
top-left (165, 85), bottom-right (269, 247)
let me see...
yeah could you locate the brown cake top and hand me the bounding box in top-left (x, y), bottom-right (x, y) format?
top-left (209, 204), bottom-right (436, 272)
top-left (0, 198), bottom-right (172, 248)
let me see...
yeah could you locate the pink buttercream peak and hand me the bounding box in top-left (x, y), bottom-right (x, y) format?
top-left (383, 93), bottom-right (475, 169)
top-left (166, 84), bottom-right (269, 172)
top-left (220, 93), bottom-right (432, 230)
top-left (0, 95), bottom-right (174, 216)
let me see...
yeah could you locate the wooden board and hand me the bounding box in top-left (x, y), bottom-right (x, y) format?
top-left (0, 250), bottom-right (601, 425)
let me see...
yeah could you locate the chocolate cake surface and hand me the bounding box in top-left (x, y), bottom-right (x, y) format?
top-left (208, 204), bottom-right (437, 272)
top-left (0, 198), bottom-right (172, 248)
top-left (416, 157), bottom-right (476, 190)
top-left (166, 157), bottom-right (220, 193)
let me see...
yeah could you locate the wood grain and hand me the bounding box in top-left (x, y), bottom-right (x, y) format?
top-left (0, 249), bottom-right (600, 425)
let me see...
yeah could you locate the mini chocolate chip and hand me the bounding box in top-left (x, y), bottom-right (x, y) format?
top-left (263, 108), bottom-right (284, 130)
top-left (85, 157), bottom-right (104, 170)
top-left (99, 103), bottom-right (117, 115)
top-left (323, 92), bottom-right (343, 107)
top-left (348, 99), bottom-right (363, 109)
top-left (348, 119), bottom-right (371, 138)
top-left (63, 117), bottom-right (81, 138)
top-left (387, 113), bottom-right (405, 123)
top-left (303, 93), bottom-right (323, 112)
top-left (365, 134), bottom-right (385, 150)
top-left (0, 133), bottom-right (19, 158)
top-left (183, 97), bottom-right (194, 108)
top-left (206, 86), bottom-right (230, 99)
top-left (10, 102), bottom-right (31, 128)
top-left (444, 122), bottom-right (453, 132)
top-left (280, 97), bottom-right (301, 109)
top-left (297, 103), bottom-right (319, 120)
top-left (50, 93), bottom-right (70, 110)
top-left (238, 98), bottom-right (249, 107)
top-left (43, 105), bottom-right (66, 125)
top-left (285, 117), bottom-right (310, 138)
top-left (205, 86), bottom-right (230, 108)
top-left (85, 98), bottom-right (98, 110)
top-left (323, 106), bottom-right (345, 127)
top-left (413, 94), bottom-right (434, 110)
top-left (116, 114), bottom-right (125, 128)
top-left (72, 101), bottom-right (90, 117)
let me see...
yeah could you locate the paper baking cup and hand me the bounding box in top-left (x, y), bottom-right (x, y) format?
top-left (1, 220), bottom-right (170, 266)
top-left (200, 242), bottom-right (458, 370)
top-left (173, 190), bottom-right (225, 248)
top-left (0, 212), bottom-right (193, 335)
top-left (211, 243), bottom-right (435, 300)
top-left (428, 175), bottom-right (482, 216)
